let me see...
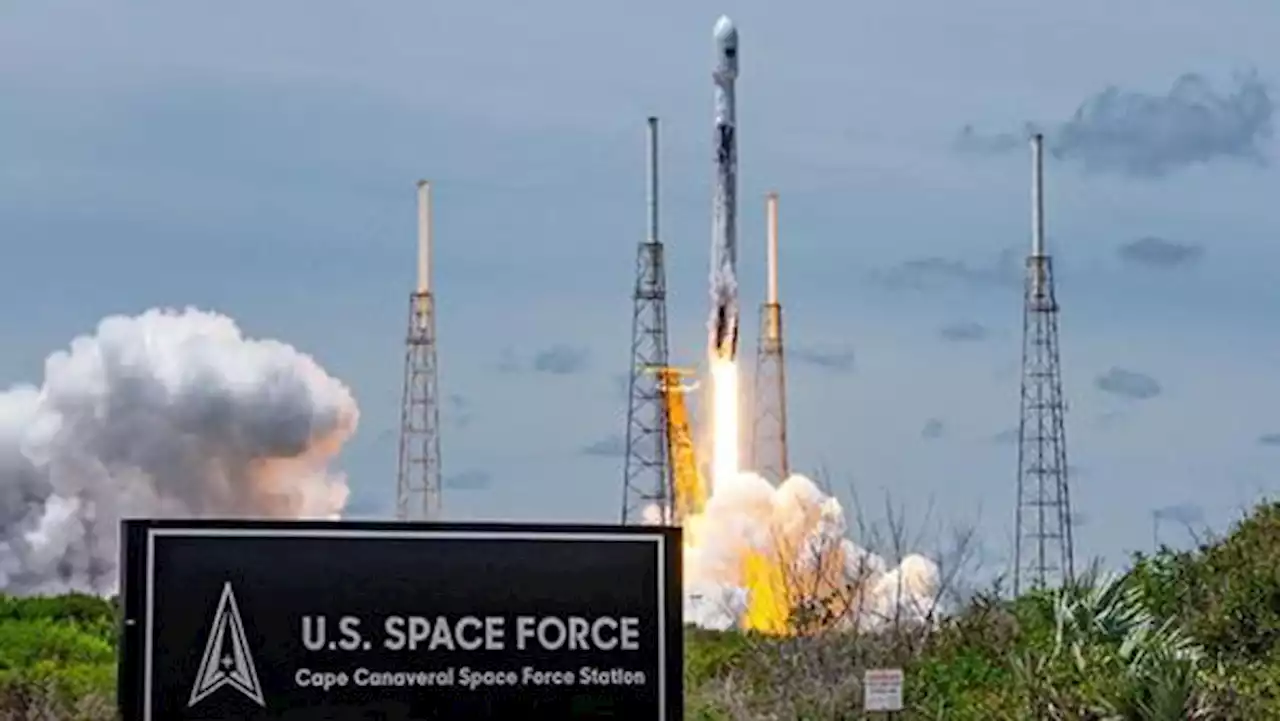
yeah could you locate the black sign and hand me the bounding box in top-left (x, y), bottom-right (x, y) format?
top-left (118, 520), bottom-right (683, 720)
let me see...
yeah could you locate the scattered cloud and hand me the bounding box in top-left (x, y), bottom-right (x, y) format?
top-left (939, 321), bottom-right (990, 342)
top-left (581, 434), bottom-right (626, 458)
top-left (993, 427), bottom-right (1019, 445)
top-left (445, 469), bottom-right (493, 490)
top-left (446, 393), bottom-right (473, 429)
top-left (1118, 236), bottom-right (1204, 268)
top-left (497, 344), bottom-right (591, 375)
top-left (1095, 367), bottom-right (1162, 400)
top-left (871, 249), bottom-right (1020, 291)
top-left (921, 418), bottom-right (945, 440)
top-left (791, 346), bottom-right (856, 374)
top-left (496, 348), bottom-right (522, 373)
top-left (533, 344), bottom-right (591, 375)
top-left (1257, 433), bottom-right (1280, 447)
top-left (1152, 503), bottom-right (1205, 525)
top-left (955, 72), bottom-right (1273, 178)
top-left (953, 124), bottom-right (1030, 155)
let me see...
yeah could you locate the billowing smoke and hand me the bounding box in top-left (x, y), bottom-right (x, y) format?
top-left (0, 308), bottom-right (357, 595)
top-left (956, 72), bottom-right (1273, 178)
top-left (681, 472), bottom-right (941, 633)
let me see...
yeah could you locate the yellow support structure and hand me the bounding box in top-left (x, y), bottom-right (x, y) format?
top-left (642, 366), bottom-right (707, 524)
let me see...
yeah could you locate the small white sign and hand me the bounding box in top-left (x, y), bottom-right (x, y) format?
top-left (863, 668), bottom-right (904, 712)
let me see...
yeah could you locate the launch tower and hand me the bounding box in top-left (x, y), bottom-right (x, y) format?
top-left (621, 117), bottom-right (674, 524)
top-left (396, 180), bottom-right (444, 521)
top-left (1013, 134), bottom-right (1075, 594)
top-left (751, 192), bottom-right (790, 482)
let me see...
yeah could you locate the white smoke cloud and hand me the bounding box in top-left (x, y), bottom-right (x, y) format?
top-left (0, 307), bottom-right (357, 595)
top-left (681, 473), bottom-right (941, 632)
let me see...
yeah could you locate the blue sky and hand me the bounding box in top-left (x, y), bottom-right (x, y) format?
top-left (4, 0), bottom-right (1280, 573)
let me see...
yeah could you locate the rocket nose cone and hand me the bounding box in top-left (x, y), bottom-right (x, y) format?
top-left (713, 15), bottom-right (737, 45)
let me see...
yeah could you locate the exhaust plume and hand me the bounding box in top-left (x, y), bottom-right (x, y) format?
top-left (682, 471), bottom-right (942, 633)
top-left (0, 307), bottom-right (357, 595)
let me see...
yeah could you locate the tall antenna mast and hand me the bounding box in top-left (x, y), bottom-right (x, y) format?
top-left (751, 191), bottom-right (789, 482)
top-left (1013, 134), bottom-right (1074, 594)
top-left (396, 179), bottom-right (444, 521)
top-left (621, 117), bottom-right (673, 523)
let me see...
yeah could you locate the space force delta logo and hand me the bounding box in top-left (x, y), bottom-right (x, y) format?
top-left (188, 582), bottom-right (266, 709)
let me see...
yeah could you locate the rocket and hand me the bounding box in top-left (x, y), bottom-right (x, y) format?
top-left (709, 14), bottom-right (739, 362)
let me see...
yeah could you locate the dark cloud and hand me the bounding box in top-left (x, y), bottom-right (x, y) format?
top-left (1152, 503), bottom-right (1205, 525)
top-left (955, 72), bottom-right (1273, 178)
top-left (1095, 367), bottom-right (1162, 400)
top-left (939, 321), bottom-right (990, 342)
top-left (1257, 433), bottom-right (1280, 447)
top-left (580, 435), bottom-right (626, 458)
top-left (497, 344), bottom-right (591, 375)
top-left (1054, 73), bottom-right (1272, 177)
top-left (444, 469), bottom-right (493, 490)
top-left (871, 249), bottom-right (1020, 291)
top-left (921, 418), bottom-right (945, 440)
top-left (1118, 236), bottom-right (1204, 268)
top-left (790, 347), bottom-right (855, 374)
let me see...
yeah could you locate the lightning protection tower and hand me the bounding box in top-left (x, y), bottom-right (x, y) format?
top-left (1013, 134), bottom-right (1075, 594)
top-left (396, 180), bottom-right (444, 521)
top-left (621, 117), bottom-right (673, 524)
top-left (751, 191), bottom-right (789, 482)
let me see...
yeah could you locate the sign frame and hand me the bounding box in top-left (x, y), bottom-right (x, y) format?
top-left (863, 667), bottom-right (905, 712)
top-left (118, 519), bottom-right (683, 721)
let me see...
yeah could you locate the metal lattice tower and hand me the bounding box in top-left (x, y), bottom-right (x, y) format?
top-left (1013, 134), bottom-right (1074, 594)
top-left (396, 180), bottom-right (443, 521)
top-left (751, 192), bottom-right (789, 482)
top-left (621, 117), bottom-right (673, 524)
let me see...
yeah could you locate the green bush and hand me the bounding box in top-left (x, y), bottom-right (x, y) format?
top-left (0, 595), bottom-right (117, 716)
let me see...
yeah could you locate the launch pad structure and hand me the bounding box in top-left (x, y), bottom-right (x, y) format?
top-left (751, 192), bottom-right (790, 483)
top-left (621, 117), bottom-right (675, 525)
top-left (396, 180), bottom-right (444, 521)
top-left (1013, 134), bottom-right (1075, 594)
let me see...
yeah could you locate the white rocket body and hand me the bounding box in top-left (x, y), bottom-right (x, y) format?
top-left (710, 15), bottom-right (739, 361)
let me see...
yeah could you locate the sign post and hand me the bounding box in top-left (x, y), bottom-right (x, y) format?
top-left (863, 667), bottom-right (904, 718)
top-left (118, 519), bottom-right (682, 720)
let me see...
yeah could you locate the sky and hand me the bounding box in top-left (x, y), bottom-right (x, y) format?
top-left (3, 0), bottom-right (1280, 577)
